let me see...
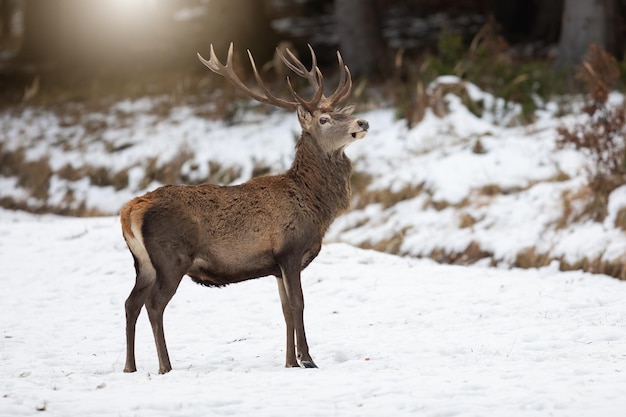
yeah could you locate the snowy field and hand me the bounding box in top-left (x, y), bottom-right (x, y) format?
top-left (1, 209), bottom-right (626, 417)
top-left (2, 76), bottom-right (626, 416)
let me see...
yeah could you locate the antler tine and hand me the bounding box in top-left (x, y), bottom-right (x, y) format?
top-left (278, 45), bottom-right (321, 89)
top-left (276, 44), bottom-right (327, 112)
top-left (197, 43), bottom-right (298, 111)
top-left (245, 49), bottom-right (300, 110)
top-left (198, 43), bottom-right (352, 114)
top-left (285, 66), bottom-right (325, 113)
top-left (325, 51), bottom-right (353, 109)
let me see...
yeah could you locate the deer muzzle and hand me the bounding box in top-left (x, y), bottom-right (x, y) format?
top-left (351, 119), bottom-right (369, 139)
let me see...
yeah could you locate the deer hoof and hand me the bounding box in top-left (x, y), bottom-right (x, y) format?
top-left (301, 360), bottom-right (318, 368)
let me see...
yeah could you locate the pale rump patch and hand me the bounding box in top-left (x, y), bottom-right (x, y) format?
top-left (120, 197), bottom-right (156, 280)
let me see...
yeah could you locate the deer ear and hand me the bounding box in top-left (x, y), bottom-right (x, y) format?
top-left (296, 105), bottom-right (314, 129)
top-left (338, 104), bottom-right (355, 115)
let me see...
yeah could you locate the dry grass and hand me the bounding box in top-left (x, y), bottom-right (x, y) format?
top-left (479, 184), bottom-right (502, 197)
top-left (559, 255), bottom-right (626, 280)
top-left (557, 185), bottom-right (605, 228)
top-left (252, 164), bottom-right (272, 178)
top-left (139, 148), bottom-right (195, 189)
top-left (514, 247), bottom-right (552, 269)
top-left (0, 196), bottom-right (107, 217)
top-left (350, 171), bottom-right (373, 204)
top-left (459, 213), bottom-right (478, 228)
top-left (516, 247), bottom-right (626, 280)
top-left (359, 228), bottom-right (409, 254)
top-left (472, 138), bottom-right (487, 154)
top-left (0, 144), bottom-right (26, 177)
top-left (353, 182), bottom-right (424, 210)
top-left (614, 207), bottom-right (626, 231)
top-left (58, 164), bottom-right (129, 191)
top-left (16, 157), bottom-right (52, 201)
top-left (429, 241), bottom-right (493, 266)
top-left (206, 161), bottom-right (242, 185)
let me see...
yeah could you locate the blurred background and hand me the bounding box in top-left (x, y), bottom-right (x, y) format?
top-left (3, 1), bottom-right (626, 278)
top-left (0, 0), bottom-right (624, 106)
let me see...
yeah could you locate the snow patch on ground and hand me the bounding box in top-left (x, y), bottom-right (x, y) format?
top-left (1, 213), bottom-right (625, 416)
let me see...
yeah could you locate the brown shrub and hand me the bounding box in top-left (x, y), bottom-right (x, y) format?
top-left (17, 157), bottom-right (52, 200)
top-left (614, 207), bottom-right (626, 231)
top-left (359, 228), bottom-right (408, 255)
top-left (354, 182), bottom-right (424, 210)
top-left (429, 241), bottom-right (492, 265)
top-left (140, 148), bottom-right (195, 188)
top-left (207, 161), bottom-right (241, 185)
top-left (0, 144), bottom-right (26, 177)
top-left (58, 163), bottom-right (129, 191)
top-left (556, 44), bottom-right (626, 221)
top-left (459, 213), bottom-right (478, 228)
top-left (514, 248), bottom-right (552, 269)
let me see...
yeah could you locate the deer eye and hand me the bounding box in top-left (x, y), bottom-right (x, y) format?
top-left (319, 116), bottom-right (330, 125)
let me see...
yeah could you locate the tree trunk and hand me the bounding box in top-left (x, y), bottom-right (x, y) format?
top-left (334, 0), bottom-right (388, 78)
top-left (555, 0), bottom-right (622, 69)
top-left (13, 0), bottom-right (60, 64)
top-left (530, 0), bottom-right (564, 44)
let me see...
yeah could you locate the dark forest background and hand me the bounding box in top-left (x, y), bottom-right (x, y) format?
top-left (0, 0), bottom-right (625, 106)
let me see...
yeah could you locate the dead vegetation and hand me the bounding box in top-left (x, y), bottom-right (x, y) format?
top-left (429, 241), bottom-right (494, 266)
top-left (353, 182), bottom-right (425, 210)
top-left (556, 44), bottom-right (626, 223)
top-left (513, 247), bottom-right (626, 280)
top-left (1, 144), bottom-right (52, 200)
top-left (57, 163), bottom-right (130, 191)
top-left (359, 228), bottom-right (409, 254)
top-left (356, 236), bottom-right (626, 280)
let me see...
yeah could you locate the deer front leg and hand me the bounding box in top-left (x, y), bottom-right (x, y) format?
top-left (279, 264), bottom-right (317, 368)
top-left (276, 277), bottom-right (298, 367)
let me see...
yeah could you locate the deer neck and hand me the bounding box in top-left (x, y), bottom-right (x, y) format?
top-left (287, 132), bottom-right (352, 222)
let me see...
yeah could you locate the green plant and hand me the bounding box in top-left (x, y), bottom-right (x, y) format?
top-left (398, 19), bottom-right (566, 126)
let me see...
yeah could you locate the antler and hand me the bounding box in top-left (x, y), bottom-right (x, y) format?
top-left (197, 43), bottom-right (353, 113)
top-left (197, 43), bottom-right (296, 110)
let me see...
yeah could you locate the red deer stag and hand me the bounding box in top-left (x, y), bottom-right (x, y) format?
top-left (120, 43), bottom-right (369, 374)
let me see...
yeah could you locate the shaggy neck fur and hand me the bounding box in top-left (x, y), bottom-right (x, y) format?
top-left (287, 132), bottom-right (352, 229)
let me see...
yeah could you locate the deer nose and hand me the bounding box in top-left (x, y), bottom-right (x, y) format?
top-left (357, 119), bottom-right (369, 131)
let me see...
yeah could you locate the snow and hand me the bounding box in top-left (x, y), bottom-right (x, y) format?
top-left (1, 211), bottom-right (626, 416)
top-left (2, 76), bottom-right (626, 415)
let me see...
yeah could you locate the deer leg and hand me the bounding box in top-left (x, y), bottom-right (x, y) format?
top-left (124, 259), bottom-right (155, 373)
top-left (276, 277), bottom-right (298, 367)
top-left (280, 264), bottom-right (317, 368)
top-left (145, 273), bottom-right (183, 374)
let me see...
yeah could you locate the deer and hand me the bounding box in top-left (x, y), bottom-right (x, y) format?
top-left (120, 43), bottom-right (369, 374)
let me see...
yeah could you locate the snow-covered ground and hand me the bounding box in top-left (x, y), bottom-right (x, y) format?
top-left (1, 210), bottom-right (626, 417)
top-left (2, 77), bottom-right (626, 415)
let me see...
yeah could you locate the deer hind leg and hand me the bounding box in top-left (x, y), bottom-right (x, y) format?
top-left (145, 267), bottom-right (184, 374)
top-left (124, 259), bottom-right (155, 373)
top-left (279, 263), bottom-right (317, 368)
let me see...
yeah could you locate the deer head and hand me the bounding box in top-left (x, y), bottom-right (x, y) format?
top-left (197, 43), bottom-right (368, 154)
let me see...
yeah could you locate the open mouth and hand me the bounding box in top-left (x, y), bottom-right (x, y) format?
top-left (351, 130), bottom-right (368, 139)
